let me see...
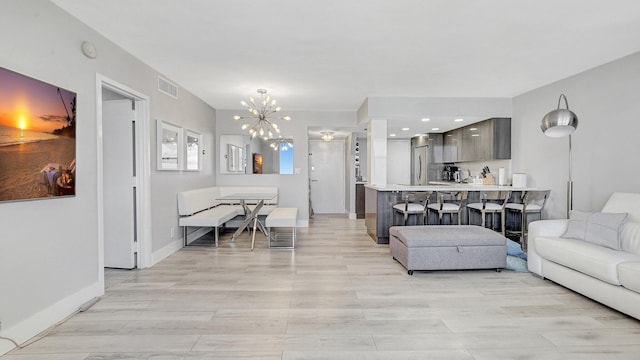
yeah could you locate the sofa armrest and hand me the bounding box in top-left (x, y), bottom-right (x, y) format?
top-left (527, 219), bottom-right (569, 276)
top-left (529, 219), bottom-right (569, 239)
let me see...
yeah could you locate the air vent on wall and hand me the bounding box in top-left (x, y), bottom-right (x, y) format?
top-left (158, 76), bottom-right (178, 99)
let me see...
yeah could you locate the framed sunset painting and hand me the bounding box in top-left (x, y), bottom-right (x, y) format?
top-left (0, 67), bottom-right (76, 202)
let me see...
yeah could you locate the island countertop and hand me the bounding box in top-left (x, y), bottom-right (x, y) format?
top-left (365, 183), bottom-right (543, 192)
top-left (364, 183), bottom-right (548, 244)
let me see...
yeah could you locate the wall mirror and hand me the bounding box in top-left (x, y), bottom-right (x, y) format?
top-left (185, 129), bottom-right (202, 171)
top-left (219, 135), bottom-right (293, 175)
top-left (156, 120), bottom-right (183, 170)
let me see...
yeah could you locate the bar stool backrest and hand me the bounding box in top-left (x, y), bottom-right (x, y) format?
top-left (523, 190), bottom-right (551, 212)
top-left (480, 190), bottom-right (511, 209)
top-left (400, 191), bottom-right (433, 211)
top-left (437, 191), bottom-right (468, 207)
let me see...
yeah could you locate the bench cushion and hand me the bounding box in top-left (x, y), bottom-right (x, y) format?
top-left (178, 205), bottom-right (242, 227)
top-left (266, 207), bottom-right (298, 227)
top-left (390, 225), bottom-right (506, 248)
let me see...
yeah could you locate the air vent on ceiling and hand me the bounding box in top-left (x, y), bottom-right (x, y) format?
top-left (158, 76), bottom-right (178, 99)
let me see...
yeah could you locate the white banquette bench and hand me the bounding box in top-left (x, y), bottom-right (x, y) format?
top-left (177, 186), bottom-right (278, 247)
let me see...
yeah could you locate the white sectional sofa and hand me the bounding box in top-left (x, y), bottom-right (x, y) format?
top-left (177, 186), bottom-right (278, 247)
top-left (528, 192), bottom-right (640, 319)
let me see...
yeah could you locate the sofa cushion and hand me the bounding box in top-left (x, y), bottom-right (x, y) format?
top-left (620, 222), bottom-right (640, 256)
top-left (536, 236), bottom-right (640, 285)
top-left (618, 262), bottom-right (640, 294)
top-left (562, 211), bottom-right (628, 250)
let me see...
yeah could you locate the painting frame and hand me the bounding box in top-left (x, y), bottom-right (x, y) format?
top-left (156, 119), bottom-right (183, 171)
top-left (0, 66), bottom-right (77, 202)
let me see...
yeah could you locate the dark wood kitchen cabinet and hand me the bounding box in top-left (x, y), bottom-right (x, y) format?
top-left (444, 117), bottom-right (511, 162)
top-left (356, 183), bottom-right (365, 219)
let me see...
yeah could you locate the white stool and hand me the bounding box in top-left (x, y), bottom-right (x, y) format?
top-left (265, 207), bottom-right (297, 249)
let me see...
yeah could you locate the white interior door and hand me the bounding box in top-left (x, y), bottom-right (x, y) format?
top-left (103, 99), bottom-right (136, 269)
top-left (309, 140), bottom-right (345, 213)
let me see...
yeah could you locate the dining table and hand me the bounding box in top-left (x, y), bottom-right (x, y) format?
top-left (216, 192), bottom-right (277, 250)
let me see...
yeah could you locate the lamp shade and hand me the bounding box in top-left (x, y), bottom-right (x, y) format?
top-left (540, 94), bottom-right (578, 138)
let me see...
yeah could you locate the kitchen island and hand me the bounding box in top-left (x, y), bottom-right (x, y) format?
top-left (365, 183), bottom-right (545, 244)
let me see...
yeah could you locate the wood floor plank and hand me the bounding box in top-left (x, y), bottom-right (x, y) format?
top-left (5, 215), bottom-right (640, 359)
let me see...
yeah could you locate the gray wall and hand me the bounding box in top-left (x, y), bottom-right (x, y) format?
top-left (0, 1), bottom-right (215, 351)
top-left (512, 51), bottom-right (640, 218)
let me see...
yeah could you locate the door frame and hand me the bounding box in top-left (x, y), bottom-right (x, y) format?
top-left (96, 74), bottom-right (152, 288)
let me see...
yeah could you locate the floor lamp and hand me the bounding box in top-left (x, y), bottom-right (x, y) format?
top-left (541, 94), bottom-right (579, 218)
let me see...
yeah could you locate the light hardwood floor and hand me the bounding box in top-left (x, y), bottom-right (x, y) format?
top-left (5, 215), bottom-right (640, 359)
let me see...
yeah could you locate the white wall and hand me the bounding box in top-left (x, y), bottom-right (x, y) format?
top-left (0, 1), bottom-right (215, 353)
top-left (387, 139), bottom-right (411, 185)
top-left (214, 109), bottom-right (357, 224)
top-left (512, 51), bottom-right (640, 219)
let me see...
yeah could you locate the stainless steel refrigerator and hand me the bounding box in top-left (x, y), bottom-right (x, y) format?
top-left (410, 134), bottom-right (443, 185)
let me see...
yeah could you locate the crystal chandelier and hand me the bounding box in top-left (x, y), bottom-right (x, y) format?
top-left (321, 131), bottom-right (334, 141)
top-left (269, 137), bottom-right (293, 152)
top-left (233, 89), bottom-right (291, 139)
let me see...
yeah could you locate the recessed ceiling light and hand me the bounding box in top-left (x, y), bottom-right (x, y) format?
top-left (389, 133), bottom-right (396, 137)
top-left (469, 127), bottom-right (478, 131)
top-left (455, 118), bottom-right (464, 122)
top-left (421, 118), bottom-right (430, 122)
top-left (414, 133), bottom-right (421, 137)
top-left (431, 127), bottom-right (440, 131)
top-left (401, 127), bottom-right (410, 131)
top-left (471, 134), bottom-right (480, 137)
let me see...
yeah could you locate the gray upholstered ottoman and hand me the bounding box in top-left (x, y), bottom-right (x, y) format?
top-left (390, 225), bottom-right (506, 275)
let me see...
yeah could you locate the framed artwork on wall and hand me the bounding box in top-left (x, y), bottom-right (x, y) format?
top-left (156, 120), bottom-right (183, 170)
top-left (0, 66), bottom-right (76, 202)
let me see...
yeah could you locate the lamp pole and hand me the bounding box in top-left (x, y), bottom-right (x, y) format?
top-left (567, 134), bottom-right (573, 219)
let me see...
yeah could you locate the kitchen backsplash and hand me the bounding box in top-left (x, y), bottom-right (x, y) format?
top-left (453, 159), bottom-right (513, 183)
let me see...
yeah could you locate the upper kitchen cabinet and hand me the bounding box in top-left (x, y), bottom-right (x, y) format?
top-left (443, 117), bottom-right (511, 162)
top-left (442, 128), bottom-right (462, 163)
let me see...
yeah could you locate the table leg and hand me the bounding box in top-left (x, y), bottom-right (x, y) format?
top-left (232, 200), bottom-right (265, 242)
top-left (251, 215), bottom-right (259, 251)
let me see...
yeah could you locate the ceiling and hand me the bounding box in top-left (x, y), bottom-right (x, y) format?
top-left (52, 0), bottom-right (640, 137)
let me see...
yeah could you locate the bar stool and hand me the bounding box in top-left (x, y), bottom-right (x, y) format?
top-left (467, 190), bottom-right (511, 235)
top-left (392, 191), bottom-right (432, 226)
top-left (505, 190), bottom-right (551, 250)
top-left (426, 191), bottom-right (468, 225)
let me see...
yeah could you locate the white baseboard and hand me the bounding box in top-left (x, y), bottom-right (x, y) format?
top-left (0, 282), bottom-right (102, 356)
top-left (151, 228), bottom-right (213, 266)
top-left (296, 220), bottom-right (309, 228)
top-left (151, 237), bottom-right (183, 266)
top-left (348, 212), bottom-right (357, 220)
